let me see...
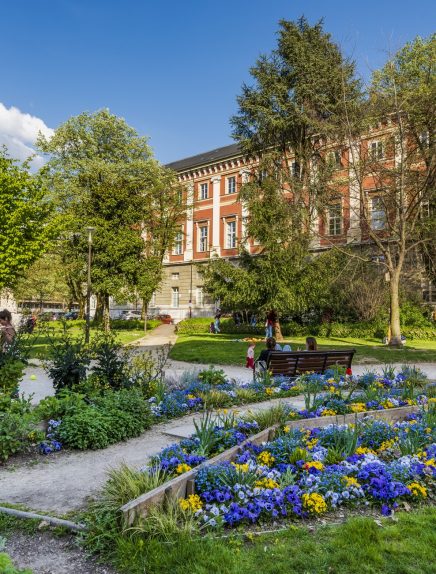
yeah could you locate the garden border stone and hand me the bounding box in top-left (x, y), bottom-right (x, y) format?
top-left (120, 404), bottom-right (419, 525)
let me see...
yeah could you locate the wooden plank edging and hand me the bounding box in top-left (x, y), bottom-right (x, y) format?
top-left (120, 404), bottom-right (419, 525)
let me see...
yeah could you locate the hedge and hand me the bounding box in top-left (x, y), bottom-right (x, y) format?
top-left (175, 318), bottom-right (436, 340)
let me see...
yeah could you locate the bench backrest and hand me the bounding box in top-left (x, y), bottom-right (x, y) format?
top-left (266, 350), bottom-right (355, 376)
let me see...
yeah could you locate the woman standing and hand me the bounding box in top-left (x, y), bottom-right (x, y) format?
top-left (0, 309), bottom-right (16, 351)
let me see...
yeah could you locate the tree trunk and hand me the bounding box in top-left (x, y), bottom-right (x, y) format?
top-left (103, 294), bottom-right (111, 332)
top-left (143, 299), bottom-right (148, 333)
top-left (94, 294), bottom-right (104, 323)
top-left (274, 319), bottom-right (284, 342)
top-left (388, 272), bottom-right (402, 346)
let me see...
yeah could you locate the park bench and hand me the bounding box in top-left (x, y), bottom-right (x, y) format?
top-left (256, 349), bottom-right (356, 377)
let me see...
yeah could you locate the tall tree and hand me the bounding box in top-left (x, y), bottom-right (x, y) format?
top-left (203, 18), bottom-right (362, 331)
top-left (38, 110), bottom-right (185, 330)
top-left (0, 150), bottom-right (55, 292)
top-left (334, 34), bottom-right (436, 345)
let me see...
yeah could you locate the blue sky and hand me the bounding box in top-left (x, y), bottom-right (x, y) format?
top-left (1, 0), bottom-right (434, 165)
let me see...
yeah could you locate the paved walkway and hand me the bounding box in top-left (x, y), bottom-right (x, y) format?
top-left (0, 396), bottom-right (304, 514)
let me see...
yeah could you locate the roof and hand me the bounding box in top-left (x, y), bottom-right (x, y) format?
top-left (165, 142), bottom-right (242, 172)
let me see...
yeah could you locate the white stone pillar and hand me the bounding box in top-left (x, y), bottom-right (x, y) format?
top-left (347, 141), bottom-right (362, 244)
top-left (211, 176), bottom-right (221, 256)
top-left (184, 181), bottom-right (194, 262)
top-left (239, 169), bottom-right (250, 241)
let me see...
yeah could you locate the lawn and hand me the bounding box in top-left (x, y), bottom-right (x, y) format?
top-left (24, 324), bottom-right (148, 359)
top-left (111, 508), bottom-right (436, 574)
top-left (170, 333), bottom-right (436, 365)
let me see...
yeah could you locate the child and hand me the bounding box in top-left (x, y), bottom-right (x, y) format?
top-left (246, 342), bottom-right (255, 370)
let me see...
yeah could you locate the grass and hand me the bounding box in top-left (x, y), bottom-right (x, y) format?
top-left (170, 333), bottom-right (436, 366)
top-left (24, 325), bottom-right (149, 359)
top-left (104, 507), bottom-right (436, 574)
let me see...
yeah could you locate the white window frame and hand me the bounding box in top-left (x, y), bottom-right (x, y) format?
top-left (328, 150), bottom-right (342, 169)
top-left (198, 225), bottom-right (208, 252)
top-left (291, 160), bottom-right (300, 178)
top-left (327, 203), bottom-right (342, 236)
top-left (172, 231), bottom-right (183, 255)
top-left (370, 197), bottom-right (386, 230)
top-left (171, 287), bottom-right (179, 308)
top-left (370, 140), bottom-right (384, 161)
top-left (226, 220), bottom-right (237, 249)
top-left (171, 272), bottom-right (179, 281)
top-left (199, 182), bottom-right (208, 200)
top-left (227, 176), bottom-right (236, 194)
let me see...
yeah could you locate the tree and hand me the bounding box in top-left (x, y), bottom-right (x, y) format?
top-left (13, 253), bottom-right (69, 310)
top-left (202, 18), bottom-right (362, 332)
top-left (0, 150), bottom-right (55, 292)
top-left (334, 34), bottom-right (436, 345)
top-left (38, 110), bottom-right (185, 330)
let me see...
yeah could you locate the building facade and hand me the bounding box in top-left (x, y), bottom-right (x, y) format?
top-left (149, 135), bottom-right (435, 321)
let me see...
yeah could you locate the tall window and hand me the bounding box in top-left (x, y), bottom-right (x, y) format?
top-left (200, 182), bottom-right (208, 200)
top-left (226, 220), bottom-right (237, 248)
top-left (328, 203), bottom-right (342, 236)
top-left (196, 287), bottom-right (204, 307)
top-left (199, 225), bottom-right (208, 252)
top-left (227, 176), bottom-right (236, 194)
top-left (173, 231), bottom-right (183, 255)
top-left (370, 197), bottom-right (386, 230)
top-left (171, 287), bottom-right (179, 308)
top-left (370, 141), bottom-right (384, 160)
top-left (291, 161), bottom-right (300, 178)
top-left (328, 150), bottom-right (342, 169)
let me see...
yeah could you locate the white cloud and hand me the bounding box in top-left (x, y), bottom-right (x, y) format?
top-left (0, 102), bottom-right (54, 169)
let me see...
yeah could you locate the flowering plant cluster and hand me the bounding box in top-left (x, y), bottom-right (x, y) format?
top-left (39, 419), bottom-right (62, 455)
top-left (176, 410), bottom-right (435, 528)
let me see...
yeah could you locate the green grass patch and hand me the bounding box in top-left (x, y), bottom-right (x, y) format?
top-left (25, 326), bottom-right (148, 359)
top-left (170, 333), bottom-right (436, 366)
top-left (102, 507), bottom-right (436, 574)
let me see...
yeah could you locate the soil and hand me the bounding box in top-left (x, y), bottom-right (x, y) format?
top-left (4, 531), bottom-right (117, 574)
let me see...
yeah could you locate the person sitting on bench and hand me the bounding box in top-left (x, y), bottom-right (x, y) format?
top-left (257, 337), bottom-right (276, 369)
top-left (305, 336), bottom-right (317, 351)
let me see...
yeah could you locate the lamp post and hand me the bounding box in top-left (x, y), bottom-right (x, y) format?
top-left (85, 227), bottom-right (95, 344)
top-left (189, 260), bottom-right (193, 319)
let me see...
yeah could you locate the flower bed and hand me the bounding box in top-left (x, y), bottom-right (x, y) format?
top-left (180, 408), bottom-right (435, 528)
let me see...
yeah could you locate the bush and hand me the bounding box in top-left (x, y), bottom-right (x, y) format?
top-left (90, 332), bottom-right (130, 390)
top-left (109, 319), bottom-right (161, 331)
top-left (0, 411), bottom-right (41, 461)
top-left (0, 335), bottom-right (27, 397)
top-left (45, 330), bottom-right (90, 393)
top-left (55, 389), bottom-right (152, 450)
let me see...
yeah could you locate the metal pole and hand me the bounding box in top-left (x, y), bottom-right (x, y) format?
top-left (189, 260), bottom-right (193, 318)
top-left (85, 227), bottom-right (94, 344)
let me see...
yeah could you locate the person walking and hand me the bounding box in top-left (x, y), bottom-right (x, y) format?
top-left (265, 310), bottom-right (275, 338)
top-left (214, 308), bottom-right (221, 333)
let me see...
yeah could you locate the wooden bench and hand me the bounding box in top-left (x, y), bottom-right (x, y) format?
top-left (256, 350), bottom-right (356, 377)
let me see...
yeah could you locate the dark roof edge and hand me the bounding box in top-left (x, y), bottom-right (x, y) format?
top-left (165, 142), bottom-right (243, 172)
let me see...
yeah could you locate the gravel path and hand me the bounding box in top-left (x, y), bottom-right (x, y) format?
top-left (4, 531), bottom-right (117, 574)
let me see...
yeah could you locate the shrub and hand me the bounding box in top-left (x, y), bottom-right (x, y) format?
top-left (56, 389), bottom-right (152, 450)
top-left (0, 411), bottom-right (41, 461)
top-left (35, 391), bottom-right (87, 420)
top-left (91, 332), bottom-right (130, 390)
top-left (45, 330), bottom-right (90, 393)
top-left (197, 367), bottom-right (227, 386)
top-left (0, 335), bottom-right (27, 397)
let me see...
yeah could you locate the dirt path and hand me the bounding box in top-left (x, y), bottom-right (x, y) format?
top-left (4, 531), bottom-right (117, 574)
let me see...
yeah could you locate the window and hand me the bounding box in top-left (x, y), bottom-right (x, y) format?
top-left (226, 220), bottom-right (237, 248)
top-left (227, 176), bottom-right (236, 194)
top-left (328, 150), bottom-right (342, 169)
top-left (199, 182), bottom-right (208, 200)
top-left (419, 131), bottom-right (429, 148)
top-left (150, 292), bottom-right (156, 307)
top-left (171, 272), bottom-right (179, 280)
top-left (327, 203), bottom-right (342, 236)
top-left (370, 197), bottom-right (386, 230)
top-left (199, 225), bottom-right (208, 252)
top-left (196, 287), bottom-right (204, 307)
top-left (171, 287), bottom-right (179, 308)
top-left (173, 231), bottom-right (183, 255)
top-left (291, 161), bottom-right (301, 178)
top-left (370, 141), bottom-right (384, 160)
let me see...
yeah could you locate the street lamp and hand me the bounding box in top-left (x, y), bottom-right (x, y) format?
top-left (85, 227), bottom-right (95, 344)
